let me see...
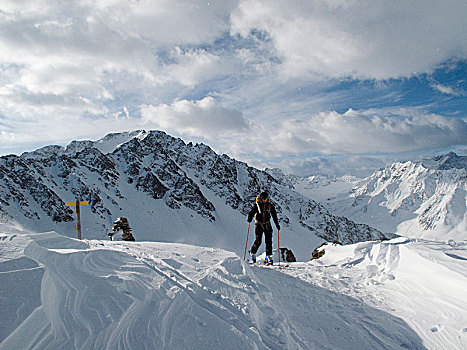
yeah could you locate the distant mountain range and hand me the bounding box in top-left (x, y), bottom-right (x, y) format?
top-left (280, 152), bottom-right (467, 242)
top-left (0, 130), bottom-right (387, 259)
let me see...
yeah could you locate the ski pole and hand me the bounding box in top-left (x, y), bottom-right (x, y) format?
top-left (243, 222), bottom-right (251, 261)
top-left (277, 228), bottom-right (280, 267)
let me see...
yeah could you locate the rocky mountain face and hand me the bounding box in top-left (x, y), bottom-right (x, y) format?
top-left (0, 130), bottom-right (386, 252)
top-left (285, 152), bottom-right (467, 242)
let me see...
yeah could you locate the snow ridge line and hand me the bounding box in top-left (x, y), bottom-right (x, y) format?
top-left (105, 242), bottom-right (303, 349)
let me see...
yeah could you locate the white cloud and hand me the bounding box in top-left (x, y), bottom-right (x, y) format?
top-left (0, 96), bottom-right (249, 155)
top-left (0, 2), bottom-right (151, 101)
top-left (0, 0), bottom-right (241, 152)
top-left (266, 145), bottom-right (467, 178)
top-left (215, 109), bottom-right (467, 177)
top-left (89, 0), bottom-right (237, 47)
top-left (267, 154), bottom-right (399, 178)
top-left (264, 109), bottom-right (467, 155)
top-left (0, 0), bottom-right (236, 103)
top-left (231, 0), bottom-right (467, 80)
top-left (0, 0), bottom-right (466, 178)
top-left (206, 109), bottom-right (466, 167)
top-left (0, 110), bottom-right (131, 155)
top-left (138, 104), bottom-right (467, 168)
top-left (140, 97), bottom-right (250, 138)
top-left (1, 0), bottom-right (465, 112)
top-left (160, 47), bottom-right (226, 87)
top-left (431, 84), bottom-right (466, 96)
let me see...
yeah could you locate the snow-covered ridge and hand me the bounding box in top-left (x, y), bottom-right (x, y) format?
top-left (20, 130), bottom-right (148, 159)
top-left (422, 151), bottom-right (467, 171)
top-left (349, 156), bottom-right (466, 241)
top-left (283, 153), bottom-right (466, 242)
top-left (0, 130), bottom-right (387, 260)
top-left (1, 228), bottom-right (445, 349)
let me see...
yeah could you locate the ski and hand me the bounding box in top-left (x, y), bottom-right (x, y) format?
top-left (248, 260), bottom-right (270, 266)
top-left (247, 260), bottom-right (289, 268)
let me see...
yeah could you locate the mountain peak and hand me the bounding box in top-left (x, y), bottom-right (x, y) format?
top-left (93, 130), bottom-right (149, 154)
top-left (21, 145), bottom-right (65, 159)
top-left (1, 128), bottom-right (387, 257)
top-left (423, 151), bottom-right (467, 170)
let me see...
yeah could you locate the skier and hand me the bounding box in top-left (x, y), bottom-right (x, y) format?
top-left (109, 217), bottom-right (135, 241)
top-left (247, 191), bottom-right (280, 265)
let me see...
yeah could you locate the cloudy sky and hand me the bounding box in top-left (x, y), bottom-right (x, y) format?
top-left (1, 0), bottom-right (466, 176)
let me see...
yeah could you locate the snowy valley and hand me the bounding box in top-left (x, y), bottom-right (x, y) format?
top-left (0, 131), bottom-right (466, 349)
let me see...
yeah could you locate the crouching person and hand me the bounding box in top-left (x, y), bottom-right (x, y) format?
top-left (109, 217), bottom-right (135, 241)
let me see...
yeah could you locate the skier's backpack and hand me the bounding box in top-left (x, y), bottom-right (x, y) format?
top-left (254, 192), bottom-right (271, 223)
top-left (280, 247), bottom-right (297, 262)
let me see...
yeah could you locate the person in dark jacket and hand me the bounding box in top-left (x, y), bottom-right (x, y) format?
top-left (109, 217), bottom-right (135, 241)
top-left (247, 191), bottom-right (280, 264)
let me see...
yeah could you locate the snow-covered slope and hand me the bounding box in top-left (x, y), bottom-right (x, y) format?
top-left (284, 237), bottom-right (467, 350)
top-left (1, 225), bottom-right (449, 350)
top-left (0, 130), bottom-right (386, 260)
top-left (281, 153), bottom-right (467, 242)
top-left (269, 170), bottom-right (358, 204)
top-left (342, 153), bottom-right (466, 241)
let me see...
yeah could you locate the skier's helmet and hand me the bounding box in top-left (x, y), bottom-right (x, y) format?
top-left (259, 191), bottom-right (269, 201)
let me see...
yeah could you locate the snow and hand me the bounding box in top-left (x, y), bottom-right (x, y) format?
top-left (290, 158), bottom-right (467, 243)
top-left (288, 175), bottom-right (357, 204)
top-left (284, 237), bottom-right (467, 350)
top-left (2, 143), bottom-right (466, 349)
top-left (93, 130), bottom-right (148, 155)
top-left (1, 224), bottom-right (466, 349)
top-left (3, 129), bottom-right (382, 262)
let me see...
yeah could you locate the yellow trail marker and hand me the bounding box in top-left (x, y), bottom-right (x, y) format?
top-left (66, 201), bottom-right (89, 213)
top-left (66, 199), bottom-right (89, 239)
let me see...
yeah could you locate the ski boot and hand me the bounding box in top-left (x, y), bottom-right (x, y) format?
top-left (265, 255), bottom-right (273, 265)
top-left (250, 251), bottom-right (256, 263)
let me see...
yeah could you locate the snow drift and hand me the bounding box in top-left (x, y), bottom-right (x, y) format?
top-left (0, 226), bottom-right (431, 350)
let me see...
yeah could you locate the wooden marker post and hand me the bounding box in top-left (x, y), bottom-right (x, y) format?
top-left (66, 199), bottom-right (89, 240)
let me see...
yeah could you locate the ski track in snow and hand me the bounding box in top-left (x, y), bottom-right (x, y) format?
top-left (1, 229), bottom-right (465, 349)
